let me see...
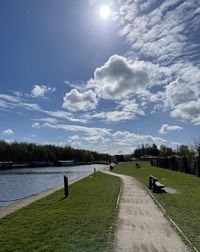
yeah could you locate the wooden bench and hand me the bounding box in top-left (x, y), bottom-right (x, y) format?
top-left (149, 175), bottom-right (165, 193)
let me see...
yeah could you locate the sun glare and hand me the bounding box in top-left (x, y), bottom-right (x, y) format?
top-left (100, 5), bottom-right (110, 19)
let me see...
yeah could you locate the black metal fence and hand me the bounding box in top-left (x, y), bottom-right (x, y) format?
top-left (150, 155), bottom-right (200, 177)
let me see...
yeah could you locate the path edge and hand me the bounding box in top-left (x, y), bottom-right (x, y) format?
top-left (138, 178), bottom-right (199, 252)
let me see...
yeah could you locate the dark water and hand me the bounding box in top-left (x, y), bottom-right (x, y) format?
top-left (0, 164), bottom-right (105, 207)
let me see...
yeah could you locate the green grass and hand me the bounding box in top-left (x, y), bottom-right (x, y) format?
top-left (113, 161), bottom-right (200, 251)
top-left (0, 172), bottom-right (121, 252)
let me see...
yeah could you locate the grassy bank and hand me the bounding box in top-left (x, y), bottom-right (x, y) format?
top-left (113, 161), bottom-right (200, 251)
top-left (0, 172), bottom-right (121, 252)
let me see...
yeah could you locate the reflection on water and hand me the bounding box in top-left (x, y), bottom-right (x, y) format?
top-left (0, 164), bottom-right (105, 207)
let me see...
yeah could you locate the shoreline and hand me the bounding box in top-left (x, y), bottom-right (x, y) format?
top-left (0, 161), bottom-right (109, 170)
top-left (0, 171), bottom-right (96, 219)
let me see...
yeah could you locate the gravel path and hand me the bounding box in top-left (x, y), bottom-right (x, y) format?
top-left (102, 171), bottom-right (191, 252)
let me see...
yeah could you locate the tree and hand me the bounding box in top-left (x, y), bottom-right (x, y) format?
top-left (159, 145), bottom-right (175, 157)
top-left (177, 144), bottom-right (192, 156)
top-left (0, 140), bottom-right (110, 164)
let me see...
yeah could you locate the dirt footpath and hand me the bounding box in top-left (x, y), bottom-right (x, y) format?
top-left (102, 171), bottom-right (191, 252)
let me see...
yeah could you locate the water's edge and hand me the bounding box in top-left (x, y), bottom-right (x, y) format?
top-left (0, 167), bottom-right (108, 219)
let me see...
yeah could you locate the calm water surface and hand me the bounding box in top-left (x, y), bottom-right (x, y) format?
top-left (0, 164), bottom-right (105, 207)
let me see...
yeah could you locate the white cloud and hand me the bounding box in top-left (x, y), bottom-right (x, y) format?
top-left (32, 117), bottom-right (59, 124)
top-left (83, 99), bottom-right (144, 123)
top-left (165, 67), bottom-right (200, 125)
top-left (87, 55), bottom-right (148, 100)
top-left (150, 92), bottom-right (165, 103)
top-left (42, 122), bottom-right (111, 138)
top-left (2, 129), bottom-right (14, 136)
top-left (170, 99), bottom-right (200, 124)
top-left (87, 54), bottom-right (173, 101)
top-left (0, 94), bottom-right (20, 103)
top-left (40, 122), bottom-right (169, 155)
top-left (44, 110), bottom-right (87, 123)
top-left (116, 0), bottom-right (200, 65)
top-left (0, 92), bottom-right (41, 112)
top-left (68, 135), bottom-right (80, 141)
top-left (4, 139), bottom-right (14, 144)
top-left (62, 89), bottom-right (97, 111)
top-left (165, 77), bottom-right (198, 108)
top-left (159, 124), bottom-right (183, 134)
top-left (32, 122), bottom-right (40, 128)
top-left (32, 85), bottom-right (56, 98)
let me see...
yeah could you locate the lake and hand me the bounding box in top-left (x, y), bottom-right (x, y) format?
top-left (0, 164), bottom-right (106, 207)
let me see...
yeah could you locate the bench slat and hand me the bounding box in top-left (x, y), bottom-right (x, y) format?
top-left (155, 181), bottom-right (165, 188)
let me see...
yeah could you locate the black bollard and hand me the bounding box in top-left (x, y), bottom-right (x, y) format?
top-left (64, 175), bottom-right (69, 198)
top-left (149, 176), bottom-right (152, 189)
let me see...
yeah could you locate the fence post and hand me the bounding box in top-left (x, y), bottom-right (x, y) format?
top-left (64, 176), bottom-right (69, 198)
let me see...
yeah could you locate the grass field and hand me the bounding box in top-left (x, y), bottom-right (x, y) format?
top-left (0, 172), bottom-right (121, 252)
top-left (113, 161), bottom-right (200, 251)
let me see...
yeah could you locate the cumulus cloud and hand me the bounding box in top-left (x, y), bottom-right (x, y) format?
top-left (62, 89), bottom-right (97, 112)
top-left (32, 85), bottom-right (56, 98)
top-left (165, 70), bottom-right (200, 124)
top-left (87, 55), bottom-right (148, 99)
top-left (2, 129), bottom-right (14, 136)
top-left (170, 99), bottom-right (200, 124)
top-left (159, 124), bottom-right (183, 134)
top-left (165, 77), bottom-right (198, 108)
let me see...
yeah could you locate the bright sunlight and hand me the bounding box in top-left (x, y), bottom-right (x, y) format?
top-left (100, 5), bottom-right (111, 19)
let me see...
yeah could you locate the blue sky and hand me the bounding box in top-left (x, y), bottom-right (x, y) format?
top-left (0, 0), bottom-right (199, 154)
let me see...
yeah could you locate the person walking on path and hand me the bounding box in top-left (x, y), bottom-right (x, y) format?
top-left (102, 171), bottom-right (191, 252)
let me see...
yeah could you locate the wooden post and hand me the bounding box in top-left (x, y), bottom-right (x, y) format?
top-left (149, 176), bottom-right (152, 189)
top-left (64, 176), bottom-right (69, 198)
top-left (152, 178), bottom-right (158, 193)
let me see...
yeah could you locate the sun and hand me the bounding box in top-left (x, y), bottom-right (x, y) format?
top-left (100, 5), bottom-right (111, 19)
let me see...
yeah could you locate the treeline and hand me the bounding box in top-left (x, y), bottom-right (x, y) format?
top-left (133, 143), bottom-right (197, 158)
top-left (0, 140), bottom-right (110, 163)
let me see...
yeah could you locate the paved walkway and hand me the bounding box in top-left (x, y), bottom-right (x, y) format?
top-left (102, 171), bottom-right (191, 252)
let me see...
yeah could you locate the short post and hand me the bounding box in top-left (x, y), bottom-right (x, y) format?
top-left (110, 164), bottom-right (113, 171)
top-left (64, 175), bottom-right (69, 198)
top-left (152, 178), bottom-right (157, 193)
top-left (93, 168), bottom-right (96, 177)
top-left (149, 176), bottom-right (152, 189)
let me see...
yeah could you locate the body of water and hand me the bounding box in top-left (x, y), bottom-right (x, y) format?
top-left (0, 164), bottom-right (105, 207)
